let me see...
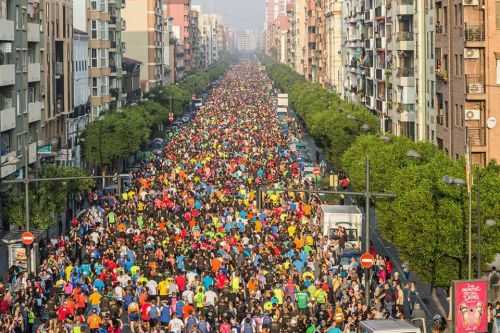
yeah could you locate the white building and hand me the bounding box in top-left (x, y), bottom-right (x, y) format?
top-left (71, 29), bottom-right (91, 167)
top-left (200, 14), bottom-right (221, 67)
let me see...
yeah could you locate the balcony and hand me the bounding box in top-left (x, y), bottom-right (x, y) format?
top-left (395, 0), bottom-right (414, 15)
top-left (375, 6), bottom-right (385, 19)
top-left (397, 66), bottom-right (414, 77)
top-left (0, 102), bottom-right (15, 132)
top-left (396, 32), bottom-right (415, 50)
top-left (464, 24), bottom-right (485, 42)
top-left (28, 101), bottom-right (42, 123)
top-left (1, 151), bottom-right (17, 178)
top-left (121, 42), bottom-right (126, 52)
top-left (28, 63), bottom-right (41, 82)
top-left (435, 24), bottom-right (443, 34)
top-left (465, 75), bottom-right (484, 95)
top-left (468, 127), bottom-right (486, 146)
top-left (0, 18), bottom-right (14, 41)
top-left (28, 142), bottom-right (37, 164)
top-left (55, 62), bottom-right (63, 76)
top-left (0, 64), bottom-right (15, 87)
top-left (121, 19), bottom-right (126, 31)
top-left (27, 23), bottom-right (40, 42)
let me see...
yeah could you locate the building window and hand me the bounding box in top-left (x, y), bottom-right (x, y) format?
top-left (92, 78), bottom-right (98, 96)
top-left (496, 56), bottom-right (500, 84)
top-left (92, 20), bottom-right (98, 39)
top-left (91, 48), bottom-right (97, 67)
top-left (460, 105), bottom-right (464, 127)
top-left (91, 0), bottom-right (97, 10)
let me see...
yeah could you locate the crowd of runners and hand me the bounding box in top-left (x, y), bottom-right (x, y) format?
top-left (0, 63), bottom-right (427, 333)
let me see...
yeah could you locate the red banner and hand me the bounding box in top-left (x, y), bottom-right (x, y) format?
top-left (454, 280), bottom-right (488, 333)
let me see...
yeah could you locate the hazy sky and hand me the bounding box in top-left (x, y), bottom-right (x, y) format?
top-left (192, 0), bottom-right (265, 31)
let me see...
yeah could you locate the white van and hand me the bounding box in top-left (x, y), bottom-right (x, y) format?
top-left (359, 320), bottom-right (422, 333)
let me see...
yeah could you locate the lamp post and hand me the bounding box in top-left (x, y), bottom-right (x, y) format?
top-left (442, 175), bottom-right (471, 279)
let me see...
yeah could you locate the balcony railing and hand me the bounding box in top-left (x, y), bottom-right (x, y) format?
top-left (396, 31), bottom-right (413, 41)
top-left (435, 24), bottom-right (443, 33)
top-left (465, 75), bottom-right (484, 94)
top-left (435, 68), bottom-right (448, 81)
top-left (468, 128), bottom-right (486, 146)
top-left (397, 67), bottom-right (414, 77)
top-left (465, 24), bottom-right (485, 41)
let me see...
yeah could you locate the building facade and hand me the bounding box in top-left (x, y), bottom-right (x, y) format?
top-left (166, 0), bottom-right (191, 72)
top-left (0, 0), bottom-right (43, 178)
top-left (463, 0), bottom-right (500, 165)
top-left (43, 0), bottom-right (73, 163)
top-left (70, 29), bottom-right (90, 168)
top-left (122, 0), bottom-right (165, 92)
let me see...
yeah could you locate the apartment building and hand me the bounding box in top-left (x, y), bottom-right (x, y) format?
top-left (122, 0), bottom-right (165, 92)
top-left (291, 0), bottom-right (307, 75)
top-left (342, 0), bottom-right (438, 138)
top-left (70, 29), bottom-right (90, 167)
top-left (0, 0), bottom-right (42, 179)
top-left (462, 0), bottom-right (500, 165)
top-left (190, 5), bottom-right (202, 70)
top-left (73, 0), bottom-right (111, 119)
top-left (108, 0), bottom-right (126, 110)
top-left (42, 0), bottom-right (73, 162)
top-left (434, 0), bottom-right (466, 158)
top-left (200, 14), bottom-right (221, 67)
top-left (325, 0), bottom-right (344, 93)
top-left (166, 0), bottom-right (191, 72)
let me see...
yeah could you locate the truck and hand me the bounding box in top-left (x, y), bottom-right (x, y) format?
top-left (277, 93), bottom-right (288, 108)
top-left (358, 320), bottom-right (422, 333)
top-left (317, 205), bottom-right (363, 249)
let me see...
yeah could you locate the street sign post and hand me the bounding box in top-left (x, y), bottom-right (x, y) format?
top-left (360, 252), bottom-right (375, 269)
top-left (21, 231), bottom-right (34, 246)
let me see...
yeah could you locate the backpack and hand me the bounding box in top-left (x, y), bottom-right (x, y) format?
top-left (186, 316), bottom-right (199, 330)
top-left (262, 315), bottom-right (272, 327)
top-left (243, 321), bottom-right (254, 333)
top-left (149, 305), bottom-right (159, 319)
top-left (198, 320), bottom-right (210, 333)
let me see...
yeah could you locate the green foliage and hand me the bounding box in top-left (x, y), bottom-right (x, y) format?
top-left (266, 63), bottom-right (379, 166)
top-left (342, 135), bottom-right (500, 286)
top-left (6, 166), bottom-right (94, 230)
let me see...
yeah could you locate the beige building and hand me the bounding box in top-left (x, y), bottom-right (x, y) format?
top-left (463, 0), bottom-right (500, 165)
top-left (324, 0), bottom-right (343, 93)
top-left (434, 0), bottom-right (466, 159)
top-left (122, 0), bottom-right (165, 92)
top-left (42, 0), bottom-right (73, 157)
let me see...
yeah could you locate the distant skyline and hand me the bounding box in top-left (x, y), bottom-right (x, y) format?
top-left (191, 0), bottom-right (265, 31)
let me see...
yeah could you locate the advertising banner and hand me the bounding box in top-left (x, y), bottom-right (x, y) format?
top-left (454, 280), bottom-right (488, 333)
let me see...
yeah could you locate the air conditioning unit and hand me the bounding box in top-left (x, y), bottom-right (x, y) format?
top-left (464, 109), bottom-right (480, 120)
top-left (464, 48), bottom-right (480, 59)
top-left (463, 0), bottom-right (479, 5)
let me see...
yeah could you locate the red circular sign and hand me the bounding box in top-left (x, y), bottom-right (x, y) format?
top-left (313, 166), bottom-right (321, 176)
top-left (21, 231), bottom-right (34, 246)
top-left (360, 252), bottom-right (375, 269)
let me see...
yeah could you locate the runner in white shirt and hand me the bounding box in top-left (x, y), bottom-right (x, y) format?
top-left (169, 313), bottom-right (185, 333)
top-left (205, 289), bottom-right (218, 307)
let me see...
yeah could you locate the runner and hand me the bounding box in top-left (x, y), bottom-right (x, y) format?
top-left (1, 62), bottom-right (406, 333)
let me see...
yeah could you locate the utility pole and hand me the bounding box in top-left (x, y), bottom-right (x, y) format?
top-left (24, 144), bottom-right (31, 275)
top-left (364, 157), bottom-right (371, 306)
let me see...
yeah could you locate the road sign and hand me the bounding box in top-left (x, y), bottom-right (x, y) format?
top-left (360, 252), bottom-right (375, 269)
top-left (313, 166), bottom-right (321, 176)
top-left (21, 231), bottom-right (34, 246)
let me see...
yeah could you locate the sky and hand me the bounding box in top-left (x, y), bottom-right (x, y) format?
top-left (192, 0), bottom-right (265, 31)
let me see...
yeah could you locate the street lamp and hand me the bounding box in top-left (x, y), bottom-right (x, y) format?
top-left (443, 175), bottom-right (472, 279)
